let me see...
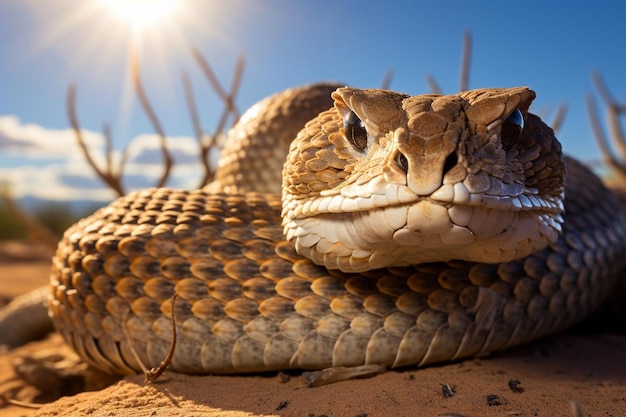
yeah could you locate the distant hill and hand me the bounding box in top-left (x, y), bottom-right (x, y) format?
top-left (0, 196), bottom-right (109, 240)
top-left (15, 195), bottom-right (108, 215)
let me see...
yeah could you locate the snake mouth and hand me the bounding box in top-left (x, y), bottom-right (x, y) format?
top-left (285, 179), bottom-right (564, 219)
top-left (282, 182), bottom-right (565, 272)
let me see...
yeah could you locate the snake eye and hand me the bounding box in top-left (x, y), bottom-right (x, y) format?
top-left (396, 152), bottom-right (409, 172)
top-left (343, 110), bottom-right (368, 152)
top-left (500, 109), bottom-right (524, 150)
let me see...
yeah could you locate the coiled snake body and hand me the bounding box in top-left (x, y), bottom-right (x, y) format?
top-left (49, 84), bottom-right (626, 376)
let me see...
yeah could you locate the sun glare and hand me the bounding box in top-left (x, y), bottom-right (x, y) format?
top-left (98, 0), bottom-right (182, 29)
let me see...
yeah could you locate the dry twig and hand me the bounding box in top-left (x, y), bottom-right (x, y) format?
top-left (549, 103), bottom-right (567, 134)
top-left (426, 32), bottom-right (567, 133)
top-left (130, 52), bottom-right (173, 189)
top-left (380, 69), bottom-right (394, 90)
top-left (67, 85), bottom-right (126, 196)
top-left (585, 95), bottom-right (621, 171)
top-left (426, 75), bottom-right (443, 95)
top-left (0, 394), bottom-right (43, 409)
top-left (143, 294), bottom-right (178, 383)
top-left (586, 71), bottom-right (626, 177)
top-left (591, 71), bottom-right (626, 113)
top-left (458, 31), bottom-right (472, 92)
top-left (68, 50), bottom-right (244, 194)
top-left (124, 295), bottom-right (178, 384)
top-left (187, 51), bottom-right (246, 186)
top-left (192, 49), bottom-right (244, 126)
top-left (182, 72), bottom-right (214, 187)
top-left (425, 31), bottom-right (472, 94)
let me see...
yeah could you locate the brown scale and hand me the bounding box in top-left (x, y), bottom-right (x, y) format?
top-left (49, 85), bottom-right (626, 376)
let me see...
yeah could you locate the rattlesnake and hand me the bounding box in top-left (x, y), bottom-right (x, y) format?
top-left (48, 84), bottom-right (626, 377)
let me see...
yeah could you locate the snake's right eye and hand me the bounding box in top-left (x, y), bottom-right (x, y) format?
top-left (501, 109), bottom-right (524, 150)
top-left (343, 111), bottom-right (368, 152)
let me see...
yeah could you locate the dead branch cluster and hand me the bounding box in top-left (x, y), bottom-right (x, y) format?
top-left (424, 32), bottom-right (567, 134)
top-left (586, 71), bottom-right (626, 180)
top-left (0, 49), bottom-right (245, 250)
top-left (67, 49), bottom-right (245, 198)
top-left (425, 31), bottom-right (473, 95)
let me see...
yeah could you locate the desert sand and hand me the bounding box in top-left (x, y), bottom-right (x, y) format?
top-left (1, 241), bottom-right (625, 417)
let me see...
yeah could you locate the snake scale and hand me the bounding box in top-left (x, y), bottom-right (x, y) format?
top-left (49, 84), bottom-right (626, 377)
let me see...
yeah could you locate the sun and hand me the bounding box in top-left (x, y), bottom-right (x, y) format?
top-left (97, 0), bottom-right (182, 30)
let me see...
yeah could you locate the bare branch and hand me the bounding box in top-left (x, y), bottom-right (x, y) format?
top-left (589, 71), bottom-right (626, 165)
top-left (380, 69), bottom-right (393, 90)
top-left (123, 295), bottom-right (178, 383)
top-left (185, 51), bottom-right (248, 186)
top-left (570, 400), bottom-right (584, 417)
top-left (191, 47), bottom-right (230, 103)
top-left (66, 85), bottom-right (125, 196)
top-left (585, 94), bottom-right (624, 172)
top-left (585, 70), bottom-right (626, 182)
top-left (459, 31), bottom-right (472, 92)
top-left (144, 294), bottom-right (178, 383)
top-left (228, 55), bottom-right (245, 121)
top-left (182, 72), bottom-right (214, 187)
top-left (130, 52), bottom-right (173, 189)
top-left (66, 50), bottom-right (245, 197)
top-left (591, 71), bottom-right (626, 112)
top-left (549, 103), bottom-right (567, 134)
top-left (0, 393), bottom-right (43, 409)
top-left (103, 122), bottom-right (113, 176)
top-left (426, 75), bottom-right (443, 95)
top-left (192, 49), bottom-right (243, 134)
top-left (424, 32), bottom-right (472, 94)
top-left (213, 56), bottom-right (244, 137)
top-left (182, 73), bottom-right (205, 143)
top-left (607, 102), bottom-right (626, 160)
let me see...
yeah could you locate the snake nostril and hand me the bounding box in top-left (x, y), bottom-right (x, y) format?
top-left (396, 152), bottom-right (409, 173)
top-left (443, 152), bottom-right (458, 176)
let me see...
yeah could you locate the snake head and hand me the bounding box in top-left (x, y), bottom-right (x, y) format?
top-left (282, 87), bottom-right (565, 273)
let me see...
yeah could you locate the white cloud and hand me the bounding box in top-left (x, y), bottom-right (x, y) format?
top-left (0, 115), bottom-right (104, 157)
top-left (1, 163), bottom-right (116, 202)
top-left (0, 115), bottom-right (219, 202)
top-left (125, 133), bottom-right (206, 165)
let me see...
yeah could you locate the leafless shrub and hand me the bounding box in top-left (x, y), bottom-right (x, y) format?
top-left (130, 53), bottom-right (173, 190)
top-left (379, 70), bottom-right (394, 90)
top-left (425, 31), bottom-right (472, 95)
top-left (185, 51), bottom-right (245, 187)
top-left (547, 104), bottom-right (567, 134)
top-left (426, 31), bottom-right (566, 134)
top-left (586, 71), bottom-right (626, 180)
top-left (67, 85), bottom-right (127, 197)
top-left (1, 49), bottom-right (245, 245)
top-left (68, 49), bottom-right (244, 195)
top-left (458, 31), bottom-right (472, 93)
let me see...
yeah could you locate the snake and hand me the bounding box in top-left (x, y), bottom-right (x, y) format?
top-left (48, 83), bottom-right (626, 378)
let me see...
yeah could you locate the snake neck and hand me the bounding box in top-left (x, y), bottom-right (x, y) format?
top-left (282, 87), bottom-right (566, 273)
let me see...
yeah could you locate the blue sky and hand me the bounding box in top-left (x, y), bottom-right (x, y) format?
top-left (1, 0), bottom-right (625, 203)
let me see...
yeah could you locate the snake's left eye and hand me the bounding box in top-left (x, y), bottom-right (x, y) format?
top-left (501, 109), bottom-right (524, 150)
top-left (343, 111), bottom-right (368, 152)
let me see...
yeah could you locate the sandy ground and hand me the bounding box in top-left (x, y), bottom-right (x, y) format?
top-left (1, 241), bottom-right (625, 417)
